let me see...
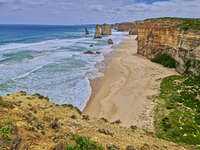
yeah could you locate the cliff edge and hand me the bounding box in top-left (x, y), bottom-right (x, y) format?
top-left (137, 18), bottom-right (200, 75)
top-left (0, 92), bottom-right (188, 150)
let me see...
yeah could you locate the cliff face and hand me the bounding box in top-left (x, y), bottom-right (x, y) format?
top-left (112, 22), bottom-right (139, 34)
top-left (101, 24), bottom-right (112, 35)
top-left (137, 20), bottom-right (200, 75)
top-left (0, 92), bottom-right (189, 150)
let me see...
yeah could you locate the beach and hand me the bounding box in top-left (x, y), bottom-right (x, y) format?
top-left (83, 35), bottom-right (177, 131)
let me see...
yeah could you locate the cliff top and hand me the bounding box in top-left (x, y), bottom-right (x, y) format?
top-left (145, 17), bottom-right (200, 31)
top-left (0, 92), bottom-right (189, 150)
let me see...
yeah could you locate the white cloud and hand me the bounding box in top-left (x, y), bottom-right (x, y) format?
top-left (0, 0), bottom-right (199, 25)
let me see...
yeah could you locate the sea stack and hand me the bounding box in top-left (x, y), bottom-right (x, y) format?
top-left (108, 39), bottom-right (114, 44)
top-left (101, 24), bottom-right (112, 35)
top-left (94, 24), bottom-right (102, 38)
top-left (85, 28), bottom-right (89, 35)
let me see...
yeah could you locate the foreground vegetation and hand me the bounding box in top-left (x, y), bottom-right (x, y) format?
top-left (147, 17), bottom-right (200, 31)
top-left (65, 135), bottom-right (104, 150)
top-left (151, 54), bottom-right (176, 68)
top-left (155, 75), bottom-right (200, 149)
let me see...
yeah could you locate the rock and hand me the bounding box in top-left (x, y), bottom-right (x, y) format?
top-left (96, 51), bottom-right (101, 54)
top-left (107, 144), bottom-right (120, 150)
top-left (85, 28), bottom-right (89, 35)
top-left (126, 146), bottom-right (137, 150)
top-left (101, 24), bottom-right (112, 35)
top-left (98, 129), bottom-right (113, 136)
top-left (129, 29), bottom-right (138, 35)
top-left (84, 50), bottom-right (95, 54)
top-left (50, 121), bottom-right (59, 129)
top-left (130, 125), bottom-right (137, 131)
top-left (140, 144), bottom-right (150, 150)
top-left (82, 115), bottom-right (89, 120)
top-left (94, 24), bottom-right (102, 39)
top-left (108, 39), bottom-right (114, 44)
top-left (71, 115), bottom-right (77, 119)
top-left (101, 117), bottom-right (108, 122)
top-left (112, 120), bottom-right (121, 124)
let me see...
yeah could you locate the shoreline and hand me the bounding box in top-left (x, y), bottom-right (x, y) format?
top-left (83, 35), bottom-right (178, 132)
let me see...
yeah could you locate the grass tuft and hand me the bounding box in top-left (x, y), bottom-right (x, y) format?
top-left (65, 135), bottom-right (104, 150)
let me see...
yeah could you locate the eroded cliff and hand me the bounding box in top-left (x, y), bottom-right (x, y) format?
top-left (137, 18), bottom-right (200, 75)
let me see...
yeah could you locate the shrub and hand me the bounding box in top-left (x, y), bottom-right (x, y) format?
top-left (65, 135), bottom-right (104, 150)
top-left (151, 54), bottom-right (176, 68)
top-left (0, 124), bottom-right (14, 138)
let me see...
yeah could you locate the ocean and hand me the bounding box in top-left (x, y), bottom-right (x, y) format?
top-left (0, 24), bottom-right (127, 110)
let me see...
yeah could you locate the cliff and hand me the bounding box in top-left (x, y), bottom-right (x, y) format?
top-left (112, 22), bottom-right (140, 35)
top-left (101, 24), bottom-right (112, 35)
top-left (137, 18), bottom-right (200, 75)
top-left (0, 92), bottom-right (189, 150)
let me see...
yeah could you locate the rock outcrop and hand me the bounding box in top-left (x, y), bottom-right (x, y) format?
top-left (84, 50), bottom-right (95, 54)
top-left (85, 28), bottom-right (89, 35)
top-left (112, 22), bottom-right (140, 34)
top-left (101, 24), bottom-right (112, 35)
top-left (0, 92), bottom-right (189, 150)
top-left (137, 19), bottom-right (200, 75)
top-left (108, 39), bottom-right (114, 44)
top-left (94, 24), bottom-right (102, 38)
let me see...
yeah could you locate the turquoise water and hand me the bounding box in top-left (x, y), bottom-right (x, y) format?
top-left (0, 24), bottom-right (127, 110)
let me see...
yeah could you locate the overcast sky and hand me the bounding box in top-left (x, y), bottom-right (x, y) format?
top-left (0, 0), bottom-right (199, 25)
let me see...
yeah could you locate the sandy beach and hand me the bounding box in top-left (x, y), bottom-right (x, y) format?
top-left (83, 35), bottom-right (177, 131)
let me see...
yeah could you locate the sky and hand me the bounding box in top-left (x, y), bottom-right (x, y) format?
top-left (0, 0), bottom-right (200, 25)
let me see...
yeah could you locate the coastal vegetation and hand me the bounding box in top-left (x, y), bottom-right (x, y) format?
top-left (155, 75), bottom-right (200, 149)
top-left (65, 135), bottom-right (104, 150)
top-left (151, 54), bottom-right (176, 68)
top-left (147, 17), bottom-right (200, 31)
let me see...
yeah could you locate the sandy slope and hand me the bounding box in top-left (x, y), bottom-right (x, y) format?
top-left (83, 35), bottom-right (177, 131)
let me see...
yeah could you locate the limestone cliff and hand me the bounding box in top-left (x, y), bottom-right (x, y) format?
top-left (0, 92), bottom-right (189, 150)
top-left (94, 25), bottom-right (102, 38)
top-left (112, 22), bottom-right (140, 35)
top-left (101, 24), bottom-right (112, 35)
top-left (137, 19), bottom-right (200, 75)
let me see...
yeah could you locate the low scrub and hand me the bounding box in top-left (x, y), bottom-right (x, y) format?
top-left (155, 75), bottom-right (200, 149)
top-left (151, 54), bottom-right (176, 68)
top-left (65, 135), bottom-right (104, 150)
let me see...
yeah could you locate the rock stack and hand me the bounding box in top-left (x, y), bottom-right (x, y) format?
top-left (108, 39), bottom-right (114, 44)
top-left (94, 25), bottom-right (102, 38)
top-left (85, 28), bottom-right (89, 35)
top-left (101, 24), bottom-right (112, 35)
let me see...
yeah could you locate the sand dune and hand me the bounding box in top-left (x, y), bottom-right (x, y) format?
top-left (83, 35), bottom-right (177, 131)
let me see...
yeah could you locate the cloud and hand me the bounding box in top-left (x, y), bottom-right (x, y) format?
top-left (0, 0), bottom-right (199, 25)
top-left (0, 0), bottom-right (8, 5)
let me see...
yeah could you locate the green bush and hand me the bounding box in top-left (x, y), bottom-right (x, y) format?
top-left (151, 54), bottom-right (176, 68)
top-left (0, 124), bottom-right (14, 138)
top-left (65, 135), bottom-right (104, 150)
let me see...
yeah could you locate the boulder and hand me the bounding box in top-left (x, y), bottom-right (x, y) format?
top-left (101, 24), bottom-right (112, 35)
top-left (108, 39), bottom-right (114, 44)
top-left (96, 51), bottom-right (101, 54)
top-left (129, 28), bottom-right (138, 35)
top-left (85, 28), bottom-right (89, 35)
top-left (84, 51), bottom-right (95, 54)
top-left (94, 25), bottom-right (102, 39)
